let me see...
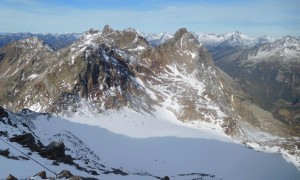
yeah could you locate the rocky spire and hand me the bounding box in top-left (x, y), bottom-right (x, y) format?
top-left (102, 24), bottom-right (114, 34)
top-left (87, 28), bottom-right (100, 35)
top-left (174, 28), bottom-right (189, 40)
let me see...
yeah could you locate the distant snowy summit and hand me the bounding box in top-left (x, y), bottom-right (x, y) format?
top-left (139, 32), bottom-right (173, 47)
top-left (0, 32), bottom-right (81, 50)
top-left (195, 31), bottom-right (256, 48)
top-left (141, 30), bottom-right (281, 49)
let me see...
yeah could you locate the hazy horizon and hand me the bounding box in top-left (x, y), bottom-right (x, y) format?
top-left (0, 0), bottom-right (299, 37)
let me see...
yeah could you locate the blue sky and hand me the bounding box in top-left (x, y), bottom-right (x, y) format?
top-left (0, 0), bottom-right (299, 37)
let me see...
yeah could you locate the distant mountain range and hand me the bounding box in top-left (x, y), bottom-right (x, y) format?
top-left (1, 30), bottom-right (295, 51)
top-left (142, 31), bottom-right (279, 48)
top-left (0, 32), bottom-right (81, 50)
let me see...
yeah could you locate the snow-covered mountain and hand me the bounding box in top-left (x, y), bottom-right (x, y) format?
top-left (214, 36), bottom-right (300, 66)
top-left (214, 35), bottom-right (300, 130)
top-left (253, 35), bottom-right (277, 46)
top-left (243, 36), bottom-right (300, 64)
top-left (0, 26), bottom-right (300, 179)
top-left (195, 31), bottom-right (256, 48)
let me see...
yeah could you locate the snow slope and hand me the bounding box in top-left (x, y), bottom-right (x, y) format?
top-left (1, 107), bottom-right (300, 180)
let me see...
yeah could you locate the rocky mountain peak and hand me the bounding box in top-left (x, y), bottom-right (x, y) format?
top-left (279, 36), bottom-right (300, 46)
top-left (95, 26), bottom-right (149, 53)
top-left (228, 31), bottom-right (246, 39)
top-left (233, 31), bottom-right (242, 34)
top-left (141, 27), bottom-right (214, 77)
top-left (19, 36), bottom-right (43, 44)
top-left (124, 27), bottom-right (138, 34)
top-left (169, 28), bottom-right (200, 49)
top-left (13, 37), bottom-right (50, 50)
top-left (174, 28), bottom-right (189, 40)
top-left (0, 36), bottom-right (53, 79)
top-left (218, 32), bottom-right (254, 48)
top-left (102, 24), bottom-right (114, 34)
top-left (87, 28), bottom-right (100, 35)
top-left (254, 35), bottom-right (277, 45)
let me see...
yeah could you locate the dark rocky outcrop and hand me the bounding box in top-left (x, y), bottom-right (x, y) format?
top-left (39, 141), bottom-right (73, 164)
top-left (6, 174), bottom-right (17, 180)
top-left (5, 170), bottom-right (100, 180)
top-left (0, 131), bottom-right (8, 137)
top-left (103, 168), bottom-right (128, 176)
top-left (68, 176), bottom-right (97, 180)
top-left (57, 170), bottom-right (73, 178)
top-left (34, 171), bottom-right (47, 179)
top-left (52, 161), bottom-right (59, 166)
top-left (163, 176), bottom-right (170, 180)
top-left (0, 148), bottom-right (10, 157)
top-left (0, 148), bottom-right (20, 160)
top-left (0, 106), bottom-right (9, 118)
top-left (10, 133), bottom-right (40, 151)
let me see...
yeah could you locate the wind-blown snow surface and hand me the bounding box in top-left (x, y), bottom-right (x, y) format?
top-left (1, 107), bottom-right (300, 179)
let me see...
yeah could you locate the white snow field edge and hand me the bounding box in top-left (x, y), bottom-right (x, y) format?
top-left (1, 107), bottom-right (300, 179)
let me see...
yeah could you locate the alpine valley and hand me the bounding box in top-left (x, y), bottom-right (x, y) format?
top-left (0, 26), bottom-right (299, 180)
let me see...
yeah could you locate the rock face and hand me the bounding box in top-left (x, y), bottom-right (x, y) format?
top-left (34, 171), bottom-right (47, 179)
top-left (0, 106), bottom-right (8, 118)
top-left (214, 36), bottom-right (300, 134)
top-left (140, 28), bottom-right (245, 136)
top-left (10, 133), bottom-right (41, 151)
top-left (6, 174), bottom-right (17, 180)
top-left (0, 25), bottom-right (154, 115)
top-left (40, 141), bottom-right (73, 164)
top-left (57, 170), bottom-right (73, 179)
top-left (0, 149), bottom-right (10, 157)
top-left (0, 37), bottom-right (54, 112)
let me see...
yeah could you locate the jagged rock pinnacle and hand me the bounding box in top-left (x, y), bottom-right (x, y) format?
top-left (103, 25), bottom-right (113, 34)
top-left (124, 28), bottom-right (137, 34)
top-left (87, 28), bottom-right (100, 35)
top-left (174, 28), bottom-right (189, 40)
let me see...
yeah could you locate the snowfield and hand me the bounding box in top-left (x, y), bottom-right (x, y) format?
top-left (1, 107), bottom-right (300, 180)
